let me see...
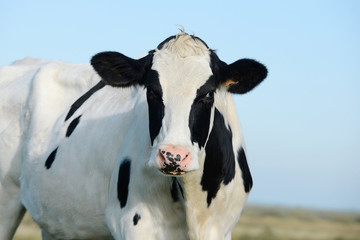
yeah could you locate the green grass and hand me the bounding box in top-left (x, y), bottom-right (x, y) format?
top-left (14, 205), bottom-right (360, 240)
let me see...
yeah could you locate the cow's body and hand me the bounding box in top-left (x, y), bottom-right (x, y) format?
top-left (0, 32), bottom-right (267, 240)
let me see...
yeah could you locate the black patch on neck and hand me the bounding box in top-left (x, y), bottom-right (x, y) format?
top-left (65, 81), bottom-right (106, 121)
top-left (45, 147), bottom-right (59, 169)
top-left (66, 115), bottom-right (81, 137)
top-left (133, 213), bottom-right (141, 226)
top-left (237, 147), bottom-right (253, 193)
top-left (117, 159), bottom-right (131, 208)
top-left (189, 76), bottom-right (216, 148)
top-left (201, 108), bottom-right (235, 206)
top-left (145, 70), bottom-right (164, 144)
top-left (170, 177), bottom-right (184, 202)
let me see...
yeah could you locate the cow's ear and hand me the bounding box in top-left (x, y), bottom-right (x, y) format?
top-left (220, 59), bottom-right (267, 94)
top-left (91, 51), bottom-right (153, 87)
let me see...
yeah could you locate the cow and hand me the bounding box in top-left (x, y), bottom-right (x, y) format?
top-left (0, 31), bottom-right (267, 240)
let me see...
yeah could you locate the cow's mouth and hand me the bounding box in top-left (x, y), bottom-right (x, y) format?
top-left (159, 166), bottom-right (186, 176)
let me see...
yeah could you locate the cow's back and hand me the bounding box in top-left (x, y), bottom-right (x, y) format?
top-left (0, 59), bottom-right (99, 179)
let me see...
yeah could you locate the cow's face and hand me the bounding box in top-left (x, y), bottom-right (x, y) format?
top-left (145, 36), bottom-right (216, 175)
top-left (91, 32), bottom-right (267, 176)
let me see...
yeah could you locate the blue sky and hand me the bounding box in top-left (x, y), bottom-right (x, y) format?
top-left (1, 0), bottom-right (359, 211)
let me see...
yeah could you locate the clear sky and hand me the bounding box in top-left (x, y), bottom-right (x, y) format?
top-left (1, 0), bottom-right (359, 211)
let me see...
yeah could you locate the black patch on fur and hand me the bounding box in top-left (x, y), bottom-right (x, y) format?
top-left (178, 179), bottom-right (184, 199)
top-left (209, 50), bottom-right (227, 86)
top-left (201, 108), bottom-right (235, 206)
top-left (65, 81), bottom-right (106, 121)
top-left (170, 177), bottom-right (184, 202)
top-left (189, 77), bottom-right (216, 148)
top-left (45, 147), bottom-right (59, 169)
top-left (66, 115), bottom-right (81, 137)
top-left (237, 147), bottom-right (253, 193)
top-left (170, 178), bottom-right (179, 202)
top-left (145, 70), bottom-right (164, 145)
top-left (117, 159), bottom-right (131, 208)
top-left (133, 213), bottom-right (141, 226)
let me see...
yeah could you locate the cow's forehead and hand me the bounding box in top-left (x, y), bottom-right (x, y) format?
top-left (151, 33), bottom-right (213, 96)
top-left (156, 33), bottom-right (210, 57)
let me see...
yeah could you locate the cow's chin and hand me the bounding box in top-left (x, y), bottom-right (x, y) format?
top-left (159, 168), bottom-right (187, 176)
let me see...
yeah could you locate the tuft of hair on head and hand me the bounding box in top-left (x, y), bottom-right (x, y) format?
top-left (177, 24), bottom-right (186, 33)
top-left (157, 25), bottom-right (209, 57)
top-left (175, 25), bottom-right (189, 40)
top-left (175, 25), bottom-right (196, 38)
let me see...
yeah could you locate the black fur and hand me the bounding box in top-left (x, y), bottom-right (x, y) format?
top-left (117, 159), bottom-right (131, 208)
top-left (170, 177), bottom-right (184, 202)
top-left (91, 52), bottom-right (153, 87)
top-left (189, 77), bottom-right (216, 148)
top-left (66, 115), bottom-right (81, 137)
top-left (209, 50), bottom-right (227, 85)
top-left (65, 81), bottom-right (105, 121)
top-left (45, 147), bottom-right (59, 169)
top-left (177, 179), bottom-right (184, 200)
top-left (133, 213), bottom-right (141, 226)
top-left (201, 109), bottom-right (235, 206)
top-left (237, 147), bottom-right (253, 192)
top-left (145, 70), bottom-right (165, 145)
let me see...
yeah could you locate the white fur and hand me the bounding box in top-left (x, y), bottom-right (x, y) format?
top-left (0, 34), bottom-right (250, 240)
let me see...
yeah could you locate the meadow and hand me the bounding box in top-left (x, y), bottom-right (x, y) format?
top-left (14, 205), bottom-right (360, 240)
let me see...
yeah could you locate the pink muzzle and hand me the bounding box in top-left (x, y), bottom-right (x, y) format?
top-left (157, 145), bottom-right (192, 176)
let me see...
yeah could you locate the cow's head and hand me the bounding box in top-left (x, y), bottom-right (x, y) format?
top-left (91, 32), bottom-right (267, 176)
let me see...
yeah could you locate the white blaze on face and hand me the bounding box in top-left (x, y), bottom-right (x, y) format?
top-left (147, 34), bottom-right (214, 174)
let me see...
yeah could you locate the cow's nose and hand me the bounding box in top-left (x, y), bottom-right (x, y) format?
top-left (158, 145), bottom-right (192, 175)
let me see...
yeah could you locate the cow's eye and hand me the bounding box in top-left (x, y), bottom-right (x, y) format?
top-left (205, 90), bottom-right (215, 99)
top-left (197, 90), bottom-right (215, 104)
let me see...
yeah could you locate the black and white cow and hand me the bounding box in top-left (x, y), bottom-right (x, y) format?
top-left (0, 32), bottom-right (267, 240)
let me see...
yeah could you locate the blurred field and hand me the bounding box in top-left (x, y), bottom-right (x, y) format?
top-left (13, 213), bottom-right (41, 240)
top-left (233, 205), bottom-right (360, 240)
top-left (14, 205), bottom-right (360, 240)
